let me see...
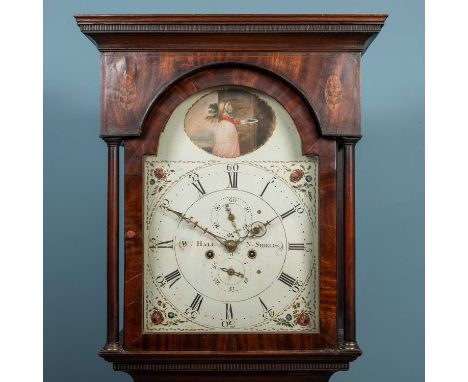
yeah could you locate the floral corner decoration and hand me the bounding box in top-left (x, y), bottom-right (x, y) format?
top-left (272, 297), bottom-right (315, 330)
top-left (289, 168), bottom-right (304, 183)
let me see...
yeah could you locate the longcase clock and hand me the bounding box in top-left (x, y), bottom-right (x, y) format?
top-left (76, 14), bottom-right (386, 382)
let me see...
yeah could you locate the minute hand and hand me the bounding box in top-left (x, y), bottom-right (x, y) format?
top-left (165, 207), bottom-right (227, 244)
top-left (263, 215), bottom-right (280, 227)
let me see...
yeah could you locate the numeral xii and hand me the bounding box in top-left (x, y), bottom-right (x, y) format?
top-left (228, 171), bottom-right (238, 188)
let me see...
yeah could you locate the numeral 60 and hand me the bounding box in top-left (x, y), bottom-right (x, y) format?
top-left (226, 164), bottom-right (239, 172)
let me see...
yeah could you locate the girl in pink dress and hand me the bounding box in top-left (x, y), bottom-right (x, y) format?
top-left (212, 101), bottom-right (242, 158)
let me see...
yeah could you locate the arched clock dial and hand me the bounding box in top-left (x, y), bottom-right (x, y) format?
top-left (144, 161), bottom-right (319, 332)
top-left (142, 86), bottom-right (319, 333)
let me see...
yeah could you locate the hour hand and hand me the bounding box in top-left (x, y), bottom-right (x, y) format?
top-left (164, 206), bottom-right (227, 244)
top-left (220, 267), bottom-right (244, 278)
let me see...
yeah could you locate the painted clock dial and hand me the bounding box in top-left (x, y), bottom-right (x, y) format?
top-left (143, 86), bottom-right (319, 332)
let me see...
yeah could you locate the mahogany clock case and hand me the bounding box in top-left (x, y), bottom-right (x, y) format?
top-left (75, 13), bottom-right (387, 381)
top-left (124, 67), bottom-right (337, 351)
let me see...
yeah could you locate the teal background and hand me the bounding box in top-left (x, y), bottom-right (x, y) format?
top-left (44, 1), bottom-right (424, 381)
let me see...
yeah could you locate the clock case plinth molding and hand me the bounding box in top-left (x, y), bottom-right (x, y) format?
top-left (76, 14), bottom-right (386, 382)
